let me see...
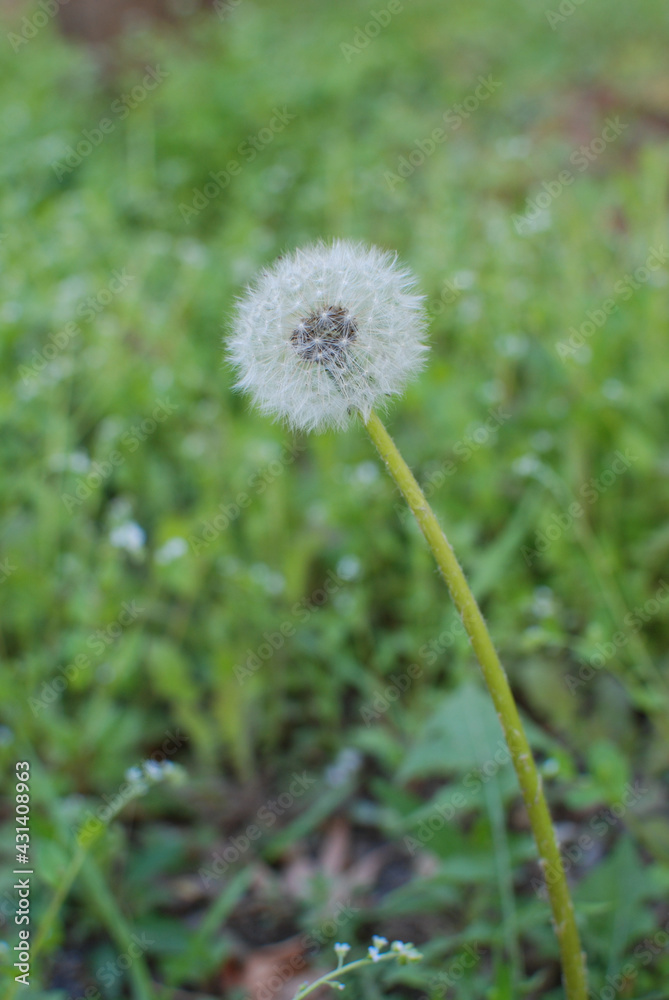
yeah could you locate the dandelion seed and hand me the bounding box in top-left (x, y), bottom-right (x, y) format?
top-left (227, 240), bottom-right (428, 432)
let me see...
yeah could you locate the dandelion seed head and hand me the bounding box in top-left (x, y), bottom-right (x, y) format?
top-left (227, 240), bottom-right (429, 432)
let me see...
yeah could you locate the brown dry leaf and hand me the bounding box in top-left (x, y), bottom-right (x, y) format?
top-left (279, 854), bottom-right (316, 902)
top-left (279, 817), bottom-right (351, 900)
top-left (329, 844), bottom-right (393, 907)
top-left (224, 935), bottom-right (325, 1000)
top-left (278, 818), bottom-right (391, 906)
top-left (319, 817), bottom-right (351, 877)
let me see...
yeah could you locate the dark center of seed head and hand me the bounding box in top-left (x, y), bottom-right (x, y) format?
top-left (291, 305), bottom-right (357, 366)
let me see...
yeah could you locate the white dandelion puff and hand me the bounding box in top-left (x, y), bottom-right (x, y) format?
top-left (227, 240), bottom-right (429, 432)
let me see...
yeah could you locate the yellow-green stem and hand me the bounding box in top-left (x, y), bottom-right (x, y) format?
top-left (365, 409), bottom-right (587, 1000)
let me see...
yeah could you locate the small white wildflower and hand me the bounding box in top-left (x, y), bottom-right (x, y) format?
top-left (512, 454), bottom-right (541, 478)
top-left (125, 760), bottom-right (184, 796)
top-left (334, 942), bottom-right (351, 961)
top-left (124, 766), bottom-right (148, 796)
top-left (48, 450), bottom-right (90, 474)
top-left (351, 460), bottom-right (379, 485)
top-left (227, 240), bottom-right (428, 432)
top-left (601, 377), bottom-right (624, 401)
top-left (144, 760), bottom-right (183, 785)
top-left (250, 562), bottom-right (285, 595)
top-left (371, 936), bottom-right (388, 950)
top-left (390, 940), bottom-right (423, 963)
top-left (1, 301), bottom-right (23, 323)
top-left (336, 555), bottom-right (361, 582)
top-left (109, 521), bottom-right (146, 553)
top-left (143, 760), bottom-right (164, 781)
top-left (367, 946), bottom-right (381, 962)
top-left (390, 940), bottom-right (412, 954)
top-left (154, 537), bottom-right (188, 565)
top-left (325, 747), bottom-right (362, 788)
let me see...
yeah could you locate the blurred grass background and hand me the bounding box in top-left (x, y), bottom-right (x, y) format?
top-left (1, 0), bottom-right (669, 996)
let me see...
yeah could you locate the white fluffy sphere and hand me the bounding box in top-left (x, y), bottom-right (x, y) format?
top-left (227, 240), bottom-right (429, 432)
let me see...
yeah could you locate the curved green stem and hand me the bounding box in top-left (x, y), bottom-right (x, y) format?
top-left (364, 409), bottom-right (588, 1000)
top-left (295, 952), bottom-right (401, 999)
